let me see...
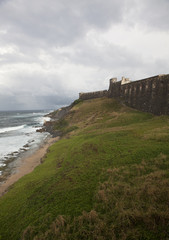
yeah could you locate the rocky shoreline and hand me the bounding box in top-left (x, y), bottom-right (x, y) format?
top-left (0, 136), bottom-right (59, 197)
top-left (0, 135), bottom-right (50, 184)
top-left (39, 105), bottom-right (73, 137)
top-left (0, 99), bottom-right (78, 189)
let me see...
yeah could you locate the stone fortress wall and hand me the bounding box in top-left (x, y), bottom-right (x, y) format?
top-left (79, 90), bottom-right (108, 100)
top-left (79, 74), bottom-right (169, 115)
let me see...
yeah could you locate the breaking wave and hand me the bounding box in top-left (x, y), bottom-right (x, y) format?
top-left (0, 125), bottom-right (25, 134)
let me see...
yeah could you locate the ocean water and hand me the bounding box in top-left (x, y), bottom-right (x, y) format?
top-left (0, 110), bottom-right (51, 176)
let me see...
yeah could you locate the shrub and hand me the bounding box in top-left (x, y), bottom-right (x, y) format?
top-left (72, 99), bottom-right (83, 106)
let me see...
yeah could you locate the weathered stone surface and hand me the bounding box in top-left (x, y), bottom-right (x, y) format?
top-left (36, 128), bottom-right (46, 133)
top-left (108, 74), bottom-right (169, 115)
top-left (79, 90), bottom-right (108, 100)
top-left (121, 77), bottom-right (131, 85)
top-left (109, 78), bottom-right (117, 84)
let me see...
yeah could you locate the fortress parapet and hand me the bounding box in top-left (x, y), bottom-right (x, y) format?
top-left (121, 77), bottom-right (131, 85)
top-left (79, 90), bottom-right (108, 100)
top-left (109, 77), bottom-right (117, 84)
top-left (79, 74), bottom-right (169, 115)
top-left (108, 74), bottom-right (169, 115)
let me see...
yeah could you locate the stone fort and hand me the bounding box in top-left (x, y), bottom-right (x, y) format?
top-left (79, 74), bottom-right (169, 115)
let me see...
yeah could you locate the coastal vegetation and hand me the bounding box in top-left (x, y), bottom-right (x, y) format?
top-left (0, 97), bottom-right (169, 239)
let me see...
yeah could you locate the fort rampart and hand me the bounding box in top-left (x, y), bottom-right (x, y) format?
top-left (79, 90), bottom-right (108, 100)
top-left (79, 74), bottom-right (169, 115)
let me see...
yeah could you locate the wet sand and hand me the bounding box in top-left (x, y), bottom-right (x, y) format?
top-left (0, 136), bottom-right (59, 197)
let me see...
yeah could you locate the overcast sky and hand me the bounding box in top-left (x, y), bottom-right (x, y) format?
top-left (0, 0), bottom-right (169, 110)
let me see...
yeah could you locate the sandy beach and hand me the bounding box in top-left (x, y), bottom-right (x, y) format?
top-left (0, 136), bottom-right (59, 197)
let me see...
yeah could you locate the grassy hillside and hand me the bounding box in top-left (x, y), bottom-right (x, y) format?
top-left (0, 97), bottom-right (169, 240)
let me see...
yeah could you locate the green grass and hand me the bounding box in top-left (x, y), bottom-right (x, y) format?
top-left (0, 98), bottom-right (169, 240)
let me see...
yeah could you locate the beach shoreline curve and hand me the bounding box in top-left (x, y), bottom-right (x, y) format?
top-left (0, 136), bottom-right (59, 197)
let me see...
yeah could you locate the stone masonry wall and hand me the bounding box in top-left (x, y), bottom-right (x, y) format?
top-left (108, 74), bottom-right (169, 115)
top-left (79, 90), bottom-right (108, 100)
top-left (79, 74), bottom-right (169, 115)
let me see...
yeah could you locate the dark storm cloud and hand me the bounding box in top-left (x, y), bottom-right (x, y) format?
top-left (0, 80), bottom-right (75, 110)
top-left (0, 0), bottom-right (169, 48)
top-left (0, 92), bottom-right (73, 110)
top-left (0, 0), bottom-right (127, 48)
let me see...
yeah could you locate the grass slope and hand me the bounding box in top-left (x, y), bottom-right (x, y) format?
top-left (0, 98), bottom-right (169, 240)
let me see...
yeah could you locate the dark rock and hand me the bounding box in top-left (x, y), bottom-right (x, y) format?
top-left (36, 128), bottom-right (45, 133)
top-left (44, 105), bottom-right (73, 137)
top-left (20, 148), bottom-right (28, 152)
top-left (23, 144), bottom-right (29, 148)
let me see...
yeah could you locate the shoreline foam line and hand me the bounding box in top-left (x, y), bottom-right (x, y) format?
top-left (0, 136), bottom-right (60, 197)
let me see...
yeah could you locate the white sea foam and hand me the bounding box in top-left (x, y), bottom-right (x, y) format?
top-left (0, 110), bottom-right (50, 176)
top-left (44, 116), bottom-right (51, 122)
top-left (0, 163), bottom-right (6, 167)
top-left (0, 125), bottom-right (25, 134)
top-left (34, 116), bottom-right (51, 127)
top-left (0, 135), bottom-right (30, 159)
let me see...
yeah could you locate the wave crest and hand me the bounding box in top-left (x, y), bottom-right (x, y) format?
top-left (0, 125), bottom-right (25, 134)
